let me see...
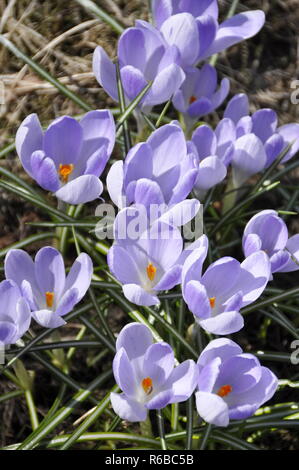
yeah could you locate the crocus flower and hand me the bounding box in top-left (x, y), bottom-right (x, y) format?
top-left (172, 64), bottom-right (230, 124)
top-left (107, 122), bottom-right (199, 223)
top-left (5, 247), bottom-right (93, 328)
top-left (0, 280), bottom-right (31, 345)
top-left (224, 94), bottom-right (299, 180)
top-left (16, 110), bottom-right (115, 204)
top-left (108, 208), bottom-right (205, 306)
top-left (243, 210), bottom-right (299, 274)
top-left (154, 10), bottom-right (265, 64)
top-left (195, 338), bottom-right (278, 427)
top-left (182, 236), bottom-right (270, 334)
top-left (188, 123), bottom-right (233, 196)
top-left (111, 322), bottom-right (198, 422)
top-left (93, 21), bottom-right (185, 109)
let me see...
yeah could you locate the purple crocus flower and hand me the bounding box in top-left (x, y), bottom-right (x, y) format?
top-left (16, 110), bottom-right (115, 204)
top-left (195, 338), bottom-right (278, 427)
top-left (223, 94), bottom-right (299, 186)
top-left (182, 236), bottom-right (270, 334)
top-left (0, 280), bottom-right (31, 345)
top-left (107, 122), bottom-right (198, 222)
top-left (93, 21), bottom-right (185, 109)
top-left (172, 64), bottom-right (230, 124)
top-left (108, 208), bottom-right (204, 306)
top-left (111, 322), bottom-right (198, 422)
top-left (154, 9), bottom-right (265, 64)
top-left (243, 210), bottom-right (299, 274)
top-left (5, 247), bottom-right (93, 328)
top-left (188, 123), bottom-right (234, 196)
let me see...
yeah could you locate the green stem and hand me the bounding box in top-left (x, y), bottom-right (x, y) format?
top-left (25, 389), bottom-right (39, 431)
top-left (156, 410), bottom-right (167, 450)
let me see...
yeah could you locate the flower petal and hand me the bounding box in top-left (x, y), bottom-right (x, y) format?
top-left (15, 113), bottom-right (43, 176)
top-left (30, 150), bottom-right (60, 192)
top-left (55, 175), bottom-right (103, 204)
top-left (44, 116), bottom-right (83, 166)
top-left (92, 46), bottom-right (118, 101)
top-left (110, 392), bottom-right (147, 422)
top-left (167, 359), bottom-right (198, 402)
top-left (122, 284), bottom-right (160, 306)
top-left (199, 310), bottom-right (244, 335)
top-left (195, 391), bottom-right (229, 427)
top-left (64, 253), bottom-right (93, 301)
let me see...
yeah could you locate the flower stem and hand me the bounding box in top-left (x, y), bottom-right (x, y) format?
top-left (156, 409), bottom-right (167, 450)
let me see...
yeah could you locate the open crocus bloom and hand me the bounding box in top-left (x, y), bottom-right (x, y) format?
top-left (182, 237), bottom-right (270, 334)
top-left (0, 280), bottom-right (31, 345)
top-left (111, 323), bottom-right (198, 422)
top-left (172, 64), bottom-right (229, 124)
top-left (224, 94), bottom-right (299, 174)
top-left (243, 210), bottom-right (299, 274)
top-left (155, 10), bottom-right (265, 64)
top-left (93, 21), bottom-right (185, 109)
top-left (16, 110), bottom-right (115, 204)
top-left (107, 122), bottom-right (198, 222)
top-left (108, 215), bottom-right (188, 306)
top-left (195, 338), bottom-right (278, 427)
top-left (4, 247), bottom-right (93, 328)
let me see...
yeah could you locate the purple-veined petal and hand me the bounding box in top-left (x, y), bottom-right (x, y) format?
top-left (191, 125), bottom-right (217, 160)
top-left (278, 123), bottom-right (299, 163)
top-left (195, 391), bottom-right (229, 427)
top-left (143, 342), bottom-right (174, 387)
top-left (30, 151), bottom-right (60, 192)
top-left (55, 175), bottom-right (103, 204)
top-left (92, 46), bottom-right (118, 101)
top-left (238, 251), bottom-right (270, 306)
top-left (188, 97), bottom-right (212, 119)
top-left (224, 93), bottom-right (249, 124)
top-left (167, 359), bottom-right (198, 403)
top-left (251, 109), bottom-right (278, 143)
top-left (199, 310), bottom-right (244, 335)
top-left (64, 253), bottom-right (93, 301)
top-left (15, 113), bottom-right (43, 177)
top-left (181, 243), bottom-right (208, 288)
top-left (243, 233), bottom-right (263, 257)
top-left (116, 322), bottom-right (153, 357)
top-left (158, 199), bottom-right (200, 227)
top-left (264, 133), bottom-right (285, 167)
top-left (144, 63), bottom-right (185, 107)
top-left (55, 288), bottom-right (79, 317)
top-left (279, 234), bottom-right (299, 272)
top-left (122, 284), bottom-right (160, 306)
top-left (148, 123), bottom-right (186, 175)
top-left (80, 109), bottom-right (115, 158)
top-left (154, 265), bottom-right (182, 291)
top-left (113, 348), bottom-right (137, 397)
top-left (110, 392), bottom-right (147, 422)
top-left (34, 246), bottom-right (65, 301)
top-left (120, 65), bottom-right (148, 102)
top-left (107, 161), bottom-right (124, 208)
top-left (198, 338), bottom-right (243, 369)
top-left (232, 133), bottom-right (267, 187)
top-left (0, 322), bottom-right (18, 344)
top-left (201, 257), bottom-right (240, 298)
top-left (15, 297), bottom-right (31, 339)
top-left (270, 250), bottom-right (290, 273)
top-left (216, 354), bottom-right (262, 394)
top-left (196, 14), bottom-right (218, 60)
top-left (194, 156), bottom-right (227, 191)
top-left (5, 249), bottom-right (38, 297)
top-left (146, 389), bottom-right (173, 410)
top-left (32, 309), bottom-right (66, 328)
top-left (107, 245), bottom-right (141, 285)
top-left (197, 357), bottom-right (221, 393)
top-left (183, 280), bottom-right (211, 320)
top-left (134, 178), bottom-right (165, 207)
top-left (44, 116), bottom-right (83, 166)
top-left (202, 11), bottom-right (265, 59)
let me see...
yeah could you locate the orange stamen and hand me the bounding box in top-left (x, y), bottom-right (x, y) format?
top-left (59, 164), bottom-right (74, 183)
top-left (142, 377), bottom-right (153, 395)
top-left (189, 95), bottom-right (197, 104)
top-left (217, 385), bottom-right (232, 398)
top-left (209, 297), bottom-right (216, 309)
top-left (45, 291), bottom-right (54, 308)
top-left (147, 263), bottom-right (157, 282)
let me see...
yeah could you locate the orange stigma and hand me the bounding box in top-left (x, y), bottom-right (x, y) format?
top-left (142, 377), bottom-right (153, 395)
top-left (59, 164), bottom-right (74, 183)
top-left (45, 291), bottom-right (54, 308)
top-left (209, 297), bottom-right (216, 308)
top-left (147, 263), bottom-right (157, 282)
top-left (189, 95), bottom-right (197, 104)
top-left (217, 385), bottom-right (232, 398)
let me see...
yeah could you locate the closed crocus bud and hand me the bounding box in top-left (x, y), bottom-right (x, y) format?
top-left (195, 338), bottom-right (278, 427)
top-left (15, 110), bottom-right (115, 204)
top-left (242, 210), bottom-right (299, 274)
top-left (0, 280), bottom-right (31, 345)
top-left (110, 323), bottom-right (198, 422)
top-left (182, 237), bottom-right (270, 335)
top-left (4, 247), bottom-right (93, 329)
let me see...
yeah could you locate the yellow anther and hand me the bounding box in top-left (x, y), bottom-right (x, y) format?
top-left (147, 263), bottom-right (157, 282)
top-left (45, 291), bottom-right (54, 308)
top-left (59, 164), bottom-right (74, 183)
top-left (142, 377), bottom-right (153, 395)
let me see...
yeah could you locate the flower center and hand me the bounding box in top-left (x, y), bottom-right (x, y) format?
top-left (59, 164), bottom-right (74, 183)
top-left (147, 263), bottom-right (157, 282)
top-left (141, 377), bottom-right (153, 395)
top-left (189, 95), bottom-right (197, 104)
top-left (209, 297), bottom-right (216, 308)
top-left (217, 385), bottom-right (232, 398)
top-left (45, 291), bottom-right (54, 308)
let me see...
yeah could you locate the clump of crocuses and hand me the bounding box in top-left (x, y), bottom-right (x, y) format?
top-left (5, 247), bottom-right (93, 328)
top-left (16, 110), bottom-right (115, 204)
top-left (110, 323), bottom-right (198, 421)
top-left (195, 338), bottom-right (278, 427)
